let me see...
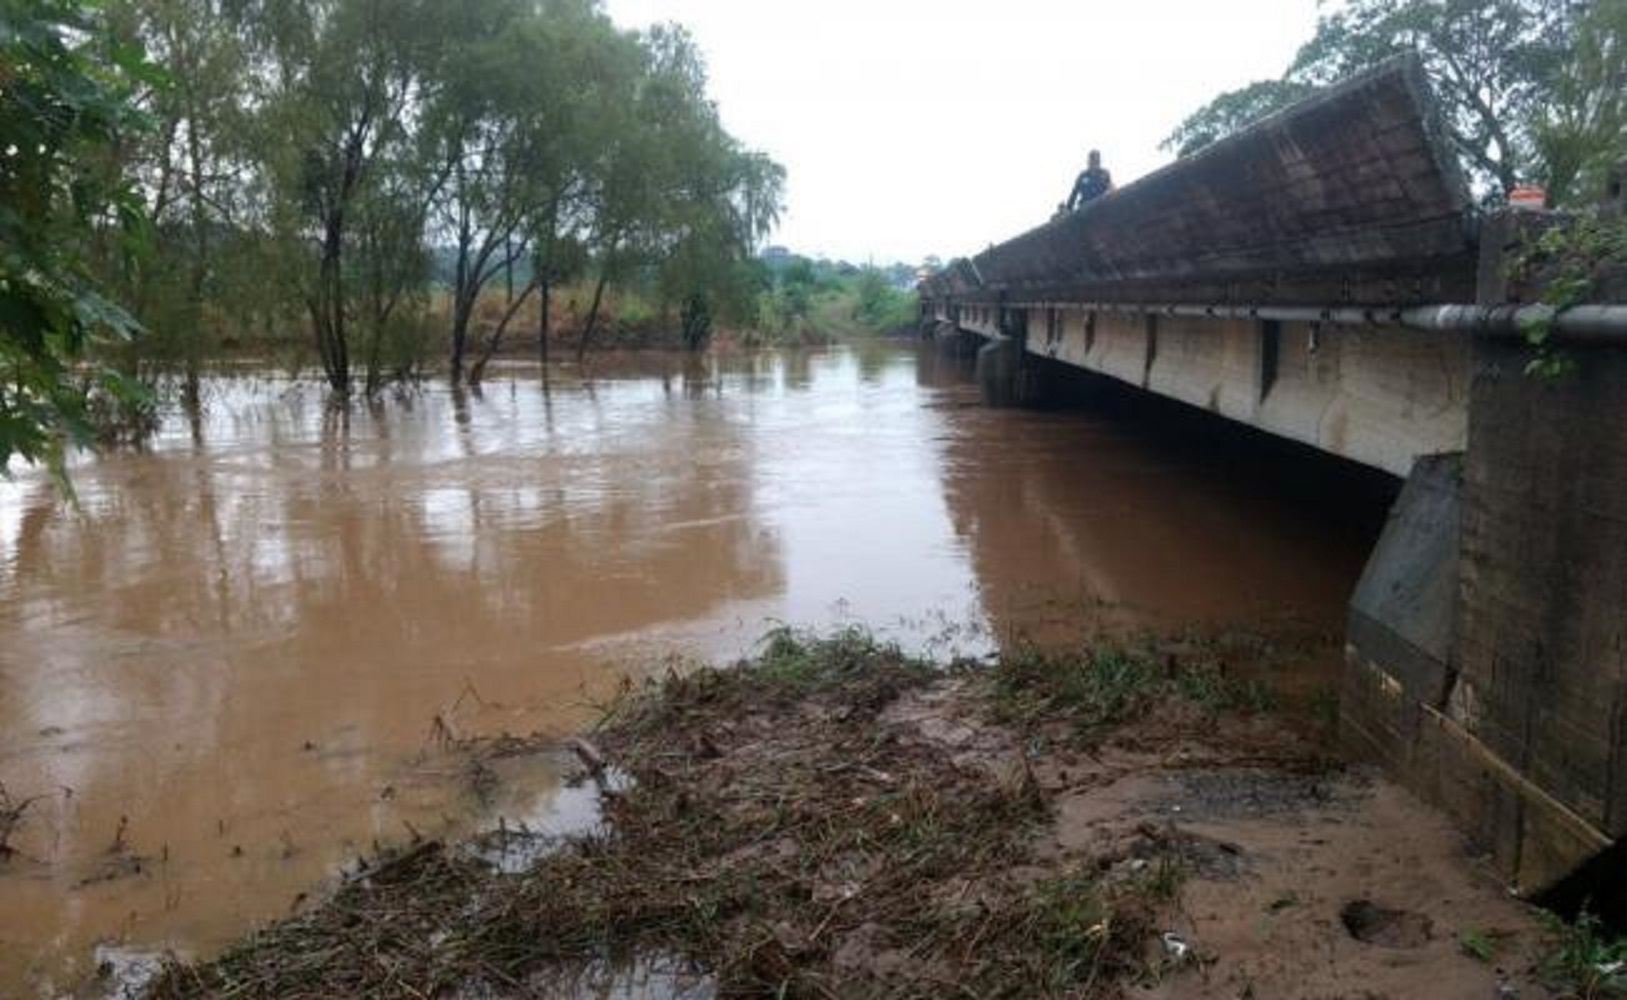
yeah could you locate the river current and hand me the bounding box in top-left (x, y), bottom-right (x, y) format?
top-left (0, 343), bottom-right (1392, 994)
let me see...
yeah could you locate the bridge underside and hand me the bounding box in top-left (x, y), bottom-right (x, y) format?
top-left (942, 305), bottom-right (1467, 478)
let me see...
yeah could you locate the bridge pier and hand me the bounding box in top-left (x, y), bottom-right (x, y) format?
top-left (930, 320), bottom-right (982, 359)
top-left (975, 335), bottom-right (1024, 407)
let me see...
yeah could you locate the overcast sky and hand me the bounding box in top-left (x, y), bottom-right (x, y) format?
top-left (603, 0), bottom-right (1320, 266)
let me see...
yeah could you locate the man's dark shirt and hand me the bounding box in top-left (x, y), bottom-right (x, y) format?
top-left (1067, 166), bottom-right (1112, 210)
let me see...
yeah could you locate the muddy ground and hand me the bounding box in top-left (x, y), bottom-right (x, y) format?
top-left (142, 630), bottom-right (1577, 999)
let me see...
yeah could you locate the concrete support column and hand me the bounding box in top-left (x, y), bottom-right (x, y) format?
top-left (932, 321), bottom-right (980, 358)
top-left (976, 335), bottom-right (1025, 407)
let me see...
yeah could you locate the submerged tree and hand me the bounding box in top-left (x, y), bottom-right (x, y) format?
top-left (42, 0), bottom-right (784, 400)
top-left (103, 0), bottom-right (250, 404)
top-left (438, 0), bottom-right (625, 384)
top-left (252, 0), bottom-right (451, 392)
top-left (571, 24), bottom-right (784, 359)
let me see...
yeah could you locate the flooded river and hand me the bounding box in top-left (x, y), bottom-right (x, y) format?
top-left (0, 343), bottom-right (1393, 994)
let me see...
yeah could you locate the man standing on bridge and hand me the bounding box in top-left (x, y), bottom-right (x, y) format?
top-left (1066, 149), bottom-right (1113, 211)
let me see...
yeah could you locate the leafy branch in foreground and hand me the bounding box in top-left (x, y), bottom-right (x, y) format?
top-left (1511, 213), bottom-right (1627, 379)
top-left (1, 0), bottom-right (152, 477)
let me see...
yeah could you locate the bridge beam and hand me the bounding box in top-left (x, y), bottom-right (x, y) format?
top-left (939, 302), bottom-right (1471, 478)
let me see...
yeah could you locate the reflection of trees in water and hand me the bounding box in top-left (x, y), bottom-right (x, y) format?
top-left (680, 355), bottom-right (717, 399)
top-left (0, 373), bottom-right (786, 898)
top-left (6, 373), bottom-right (785, 653)
top-left (781, 350), bottom-right (813, 392)
top-left (853, 339), bottom-right (893, 386)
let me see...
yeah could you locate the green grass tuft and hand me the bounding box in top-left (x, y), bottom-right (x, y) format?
top-left (991, 640), bottom-right (1271, 742)
top-left (1542, 909), bottom-right (1627, 998)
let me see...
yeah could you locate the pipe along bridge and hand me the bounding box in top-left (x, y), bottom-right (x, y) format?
top-left (919, 56), bottom-right (1627, 900)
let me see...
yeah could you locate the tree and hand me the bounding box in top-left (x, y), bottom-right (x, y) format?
top-left (1535, 0), bottom-right (1627, 206)
top-left (431, 0), bottom-right (542, 384)
top-left (439, 0), bottom-right (622, 383)
top-left (1286, 0), bottom-right (1566, 192)
top-left (1, 0), bottom-right (148, 473)
top-left (248, 0), bottom-right (448, 393)
top-left (655, 145), bottom-right (785, 350)
top-left (103, 0), bottom-right (251, 404)
top-left (1164, 0), bottom-right (1581, 195)
top-left (1161, 79), bottom-right (1317, 157)
top-left (571, 23), bottom-right (783, 358)
top-left (8, 0), bottom-right (783, 410)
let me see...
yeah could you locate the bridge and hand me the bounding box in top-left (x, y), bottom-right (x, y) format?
top-left (918, 56), bottom-right (1627, 899)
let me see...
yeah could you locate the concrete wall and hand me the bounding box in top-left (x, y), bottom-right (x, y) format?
top-left (1344, 338), bottom-right (1627, 894)
top-left (1451, 339), bottom-right (1627, 888)
top-left (1023, 307), bottom-right (1469, 477)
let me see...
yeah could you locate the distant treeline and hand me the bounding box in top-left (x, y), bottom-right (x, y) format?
top-left (754, 253), bottom-right (921, 343)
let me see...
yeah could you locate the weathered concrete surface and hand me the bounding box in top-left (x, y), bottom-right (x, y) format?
top-left (1449, 339), bottom-right (1627, 889)
top-left (1022, 309), bottom-right (1468, 476)
top-left (1344, 454), bottom-right (1462, 774)
top-left (1341, 337), bottom-right (1627, 895)
top-left (931, 320), bottom-right (981, 358)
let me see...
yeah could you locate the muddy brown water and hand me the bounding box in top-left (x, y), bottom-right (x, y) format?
top-left (0, 343), bottom-right (1392, 995)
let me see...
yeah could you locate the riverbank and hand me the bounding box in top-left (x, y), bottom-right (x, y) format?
top-left (142, 628), bottom-right (1568, 999)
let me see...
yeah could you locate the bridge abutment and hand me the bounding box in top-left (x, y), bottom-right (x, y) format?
top-left (1346, 335), bottom-right (1627, 895)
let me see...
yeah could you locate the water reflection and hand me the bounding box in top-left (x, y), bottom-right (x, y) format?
top-left (0, 345), bottom-right (1387, 994)
top-left (931, 363), bottom-right (1394, 639)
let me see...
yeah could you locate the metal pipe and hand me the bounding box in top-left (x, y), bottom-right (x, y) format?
top-left (1398, 304), bottom-right (1627, 339)
top-left (976, 300), bottom-right (1627, 341)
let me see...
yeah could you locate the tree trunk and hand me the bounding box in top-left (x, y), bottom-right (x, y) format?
top-left (681, 293), bottom-right (711, 351)
top-left (576, 272), bottom-right (609, 363)
top-left (314, 212), bottom-right (350, 394)
top-left (470, 280), bottom-right (537, 385)
top-left (315, 118), bottom-right (372, 396)
top-left (449, 223), bottom-right (475, 385)
top-left (450, 287), bottom-right (472, 385)
top-left (538, 278), bottom-right (551, 367)
top-left (504, 235), bottom-right (514, 303)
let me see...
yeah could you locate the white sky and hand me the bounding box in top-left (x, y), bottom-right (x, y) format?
top-left (604, 0), bottom-right (1320, 266)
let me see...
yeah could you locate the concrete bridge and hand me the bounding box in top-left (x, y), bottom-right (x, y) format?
top-left (919, 56), bottom-right (1627, 900)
